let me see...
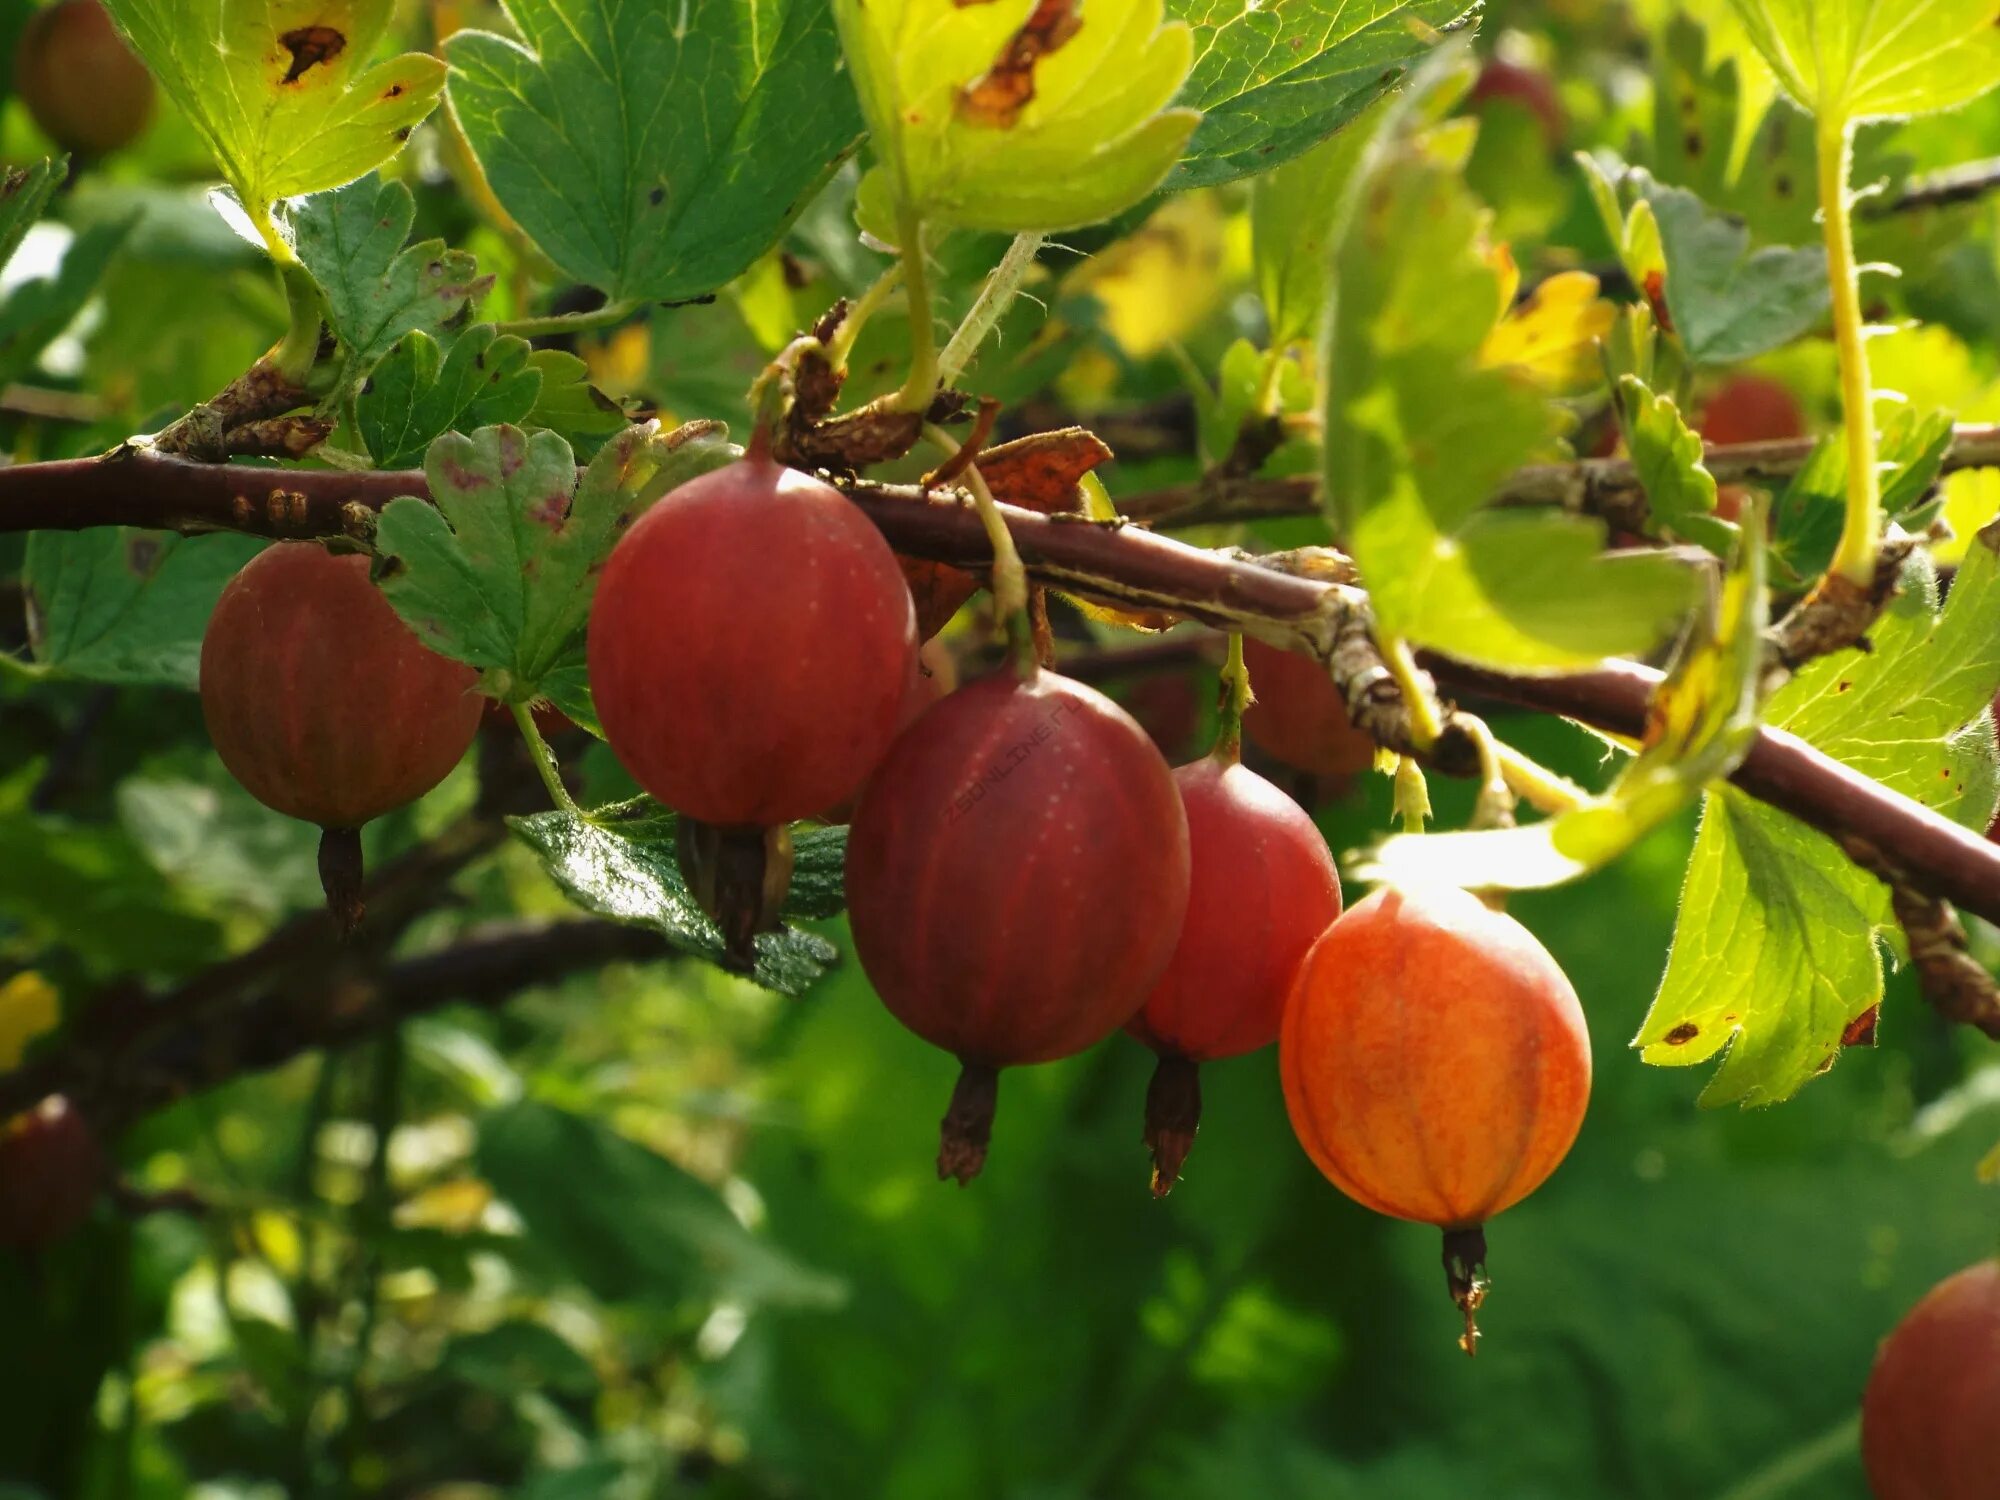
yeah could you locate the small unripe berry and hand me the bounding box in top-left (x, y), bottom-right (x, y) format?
top-left (13, 0), bottom-right (155, 158)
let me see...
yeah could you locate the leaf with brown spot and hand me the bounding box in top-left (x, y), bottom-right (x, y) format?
top-left (103, 0), bottom-right (444, 224)
top-left (956, 0), bottom-right (1083, 128)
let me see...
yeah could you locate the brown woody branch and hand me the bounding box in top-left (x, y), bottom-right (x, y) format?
top-left (3, 449), bottom-right (1999, 938)
top-left (1113, 424), bottom-right (2000, 530)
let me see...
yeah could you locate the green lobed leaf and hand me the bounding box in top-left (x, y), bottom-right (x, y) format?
top-left (292, 175), bottom-right (491, 381)
top-left (374, 421), bottom-right (730, 700)
top-left (1639, 172), bottom-right (1829, 366)
top-left (356, 325), bottom-right (541, 470)
top-left (478, 1100), bottom-right (845, 1308)
top-left (506, 801), bottom-right (846, 997)
top-left (447, 0), bottom-right (860, 304)
top-left (836, 0), bottom-right (1199, 237)
top-left (1321, 71), bottom-right (1697, 672)
top-left (101, 0), bottom-right (443, 232)
top-left (22, 529), bottom-right (264, 689)
top-left (0, 214), bottom-right (137, 385)
top-left (520, 349), bottom-right (632, 456)
top-left (0, 158), bottom-right (65, 274)
top-left (1617, 373), bottom-right (1735, 556)
top-left (1640, 531), bottom-right (2000, 1105)
top-left (1166, 0), bottom-right (1477, 188)
top-left (1728, 0), bottom-right (2000, 125)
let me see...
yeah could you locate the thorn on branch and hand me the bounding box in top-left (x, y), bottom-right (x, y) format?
top-left (151, 358), bottom-right (319, 463)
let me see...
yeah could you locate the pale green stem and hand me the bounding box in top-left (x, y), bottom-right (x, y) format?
top-left (1493, 742), bottom-right (1591, 816)
top-left (937, 232), bottom-right (1045, 388)
top-left (891, 208), bottom-right (939, 413)
top-left (826, 261), bottom-right (905, 370)
top-left (511, 701), bottom-right (578, 814)
top-left (1380, 636), bottom-right (1445, 751)
top-left (1819, 119), bottom-right (1882, 588)
top-left (270, 259), bottom-right (327, 386)
top-left (1393, 755), bottom-right (1432, 834)
top-left (927, 422), bottom-right (1033, 669)
top-left (493, 299), bottom-right (641, 340)
top-left (1212, 631), bottom-right (1251, 764)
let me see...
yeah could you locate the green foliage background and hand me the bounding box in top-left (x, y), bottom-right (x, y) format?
top-left (0, 0), bottom-right (1997, 1496)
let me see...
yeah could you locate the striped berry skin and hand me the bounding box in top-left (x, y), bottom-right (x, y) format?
top-left (845, 668), bottom-right (1190, 1183)
top-left (1282, 883), bottom-right (1591, 1354)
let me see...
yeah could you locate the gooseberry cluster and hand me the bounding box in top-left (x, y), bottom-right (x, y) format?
top-left (172, 455), bottom-right (1596, 1348)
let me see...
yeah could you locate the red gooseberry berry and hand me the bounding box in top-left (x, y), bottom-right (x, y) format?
top-left (1467, 59), bottom-right (1565, 146)
top-left (845, 666), bottom-right (1190, 1183)
top-left (1282, 883), bottom-right (1591, 1354)
top-left (1861, 1259), bottom-right (2000, 1500)
top-left (13, 0), bottom-right (155, 158)
top-left (1127, 752), bottom-right (1342, 1195)
top-left (1701, 374), bottom-right (1807, 525)
top-left (588, 456), bottom-right (917, 962)
top-left (1240, 638), bottom-right (1375, 778)
top-left (0, 1096), bottom-right (105, 1252)
top-left (201, 543), bottom-right (483, 936)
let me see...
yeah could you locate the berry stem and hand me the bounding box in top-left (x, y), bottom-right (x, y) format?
top-left (1819, 117), bottom-right (1882, 590)
top-left (316, 826), bottom-right (365, 942)
top-left (1493, 741), bottom-right (1591, 816)
top-left (511, 701), bottom-right (578, 815)
top-left (492, 299), bottom-right (640, 340)
top-left (1380, 636), bottom-right (1444, 751)
top-left (891, 207), bottom-right (939, 414)
top-left (825, 260), bottom-right (905, 371)
top-left (1212, 631), bottom-right (1251, 766)
top-left (1442, 1224), bottom-right (1490, 1358)
top-left (937, 232), bottom-right (1045, 389)
top-left (938, 1062), bottom-right (1000, 1185)
top-left (1143, 1053), bottom-right (1202, 1197)
top-left (925, 423), bottom-right (1034, 672)
top-left (1393, 755), bottom-right (1432, 835)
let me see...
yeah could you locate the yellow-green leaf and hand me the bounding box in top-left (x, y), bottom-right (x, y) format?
top-left (834, 0), bottom-right (1199, 237)
top-left (1728, 0), bottom-right (2000, 123)
top-left (103, 0), bottom-right (444, 238)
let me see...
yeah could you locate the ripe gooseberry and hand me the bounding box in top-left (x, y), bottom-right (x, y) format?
top-left (1239, 638), bottom-right (1375, 779)
top-left (201, 543), bottom-right (483, 936)
top-left (13, 0), bottom-right (155, 158)
top-left (1861, 1260), bottom-right (2000, 1500)
top-left (845, 666), bottom-right (1190, 1183)
top-left (1282, 883), bottom-right (1591, 1353)
top-left (0, 1096), bottom-right (104, 1251)
top-left (588, 456), bottom-right (917, 962)
top-left (1127, 750), bottom-right (1342, 1195)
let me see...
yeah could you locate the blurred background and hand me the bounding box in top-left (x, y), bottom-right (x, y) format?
top-left (2, 0), bottom-right (2000, 1495)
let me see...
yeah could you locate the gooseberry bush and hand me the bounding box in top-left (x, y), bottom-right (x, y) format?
top-left (2, 0), bottom-right (2000, 1494)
